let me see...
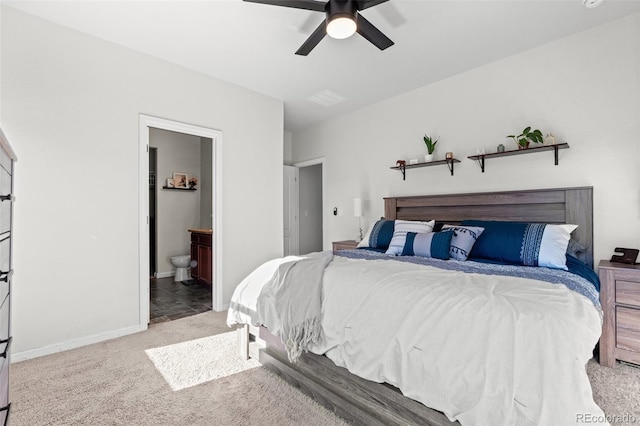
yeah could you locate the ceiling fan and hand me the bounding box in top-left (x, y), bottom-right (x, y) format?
top-left (243, 0), bottom-right (394, 56)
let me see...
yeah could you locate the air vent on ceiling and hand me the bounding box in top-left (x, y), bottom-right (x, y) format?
top-left (308, 90), bottom-right (346, 107)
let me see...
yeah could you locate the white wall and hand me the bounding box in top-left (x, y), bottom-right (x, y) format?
top-left (284, 130), bottom-right (293, 165)
top-left (1, 7), bottom-right (283, 357)
top-left (150, 128), bottom-right (201, 276)
top-left (292, 13), bottom-right (640, 266)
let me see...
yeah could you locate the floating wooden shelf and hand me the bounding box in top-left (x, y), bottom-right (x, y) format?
top-left (162, 186), bottom-right (197, 191)
top-left (467, 143), bottom-right (569, 173)
top-left (390, 158), bottom-right (460, 180)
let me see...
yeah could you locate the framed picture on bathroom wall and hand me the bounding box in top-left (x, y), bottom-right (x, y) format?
top-left (173, 172), bottom-right (188, 189)
top-left (166, 178), bottom-right (175, 188)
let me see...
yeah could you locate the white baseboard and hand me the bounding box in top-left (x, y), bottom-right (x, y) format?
top-left (155, 271), bottom-right (175, 279)
top-left (11, 323), bottom-right (147, 362)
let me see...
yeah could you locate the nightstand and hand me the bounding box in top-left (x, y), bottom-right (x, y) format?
top-left (332, 240), bottom-right (359, 253)
top-left (599, 260), bottom-right (640, 367)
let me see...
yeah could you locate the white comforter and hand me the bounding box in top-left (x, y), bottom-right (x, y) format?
top-left (228, 255), bottom-right (607, 426)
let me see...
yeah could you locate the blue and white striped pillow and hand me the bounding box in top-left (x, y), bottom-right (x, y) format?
top-left (385, 220), bottom-right (435, 255)
top-left (401, 231), bottom-right (453, 260)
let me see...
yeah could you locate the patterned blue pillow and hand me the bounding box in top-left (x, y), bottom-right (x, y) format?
top-left (461, 220), bottom-right (577, 270)
top-left (441, 225), bottom-right (485, 261)
top-left (357, 220), bottom-right (395, 249)
top-left (401, 231), bottom-right (453, 260)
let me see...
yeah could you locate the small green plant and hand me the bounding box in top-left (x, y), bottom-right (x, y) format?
top-left (423, 134), bottom-right (439, 154)
top-left (507, 126), bottom-right (544, 149)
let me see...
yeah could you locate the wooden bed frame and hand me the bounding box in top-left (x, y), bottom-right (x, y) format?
top-left (239, 186), bottom-right (594, 426)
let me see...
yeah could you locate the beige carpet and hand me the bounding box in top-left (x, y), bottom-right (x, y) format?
top-left (10, 310), bottom-right (640, 426)
top-left (10, 311), bottom-right (347, 426)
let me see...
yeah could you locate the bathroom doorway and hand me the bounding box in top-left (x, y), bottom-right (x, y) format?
top-left (148, 128), bottom-right (213, 323)
top-left (139, 115), bottom-right (224, 328)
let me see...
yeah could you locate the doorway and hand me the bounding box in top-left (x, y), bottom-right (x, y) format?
top-left (298, 164), bottom-right (323, 254)
top-left (139, 115), bottom-right (224, 329)
top-left (285, 158), bottom-right (325, 255)
top-left (148, 129), bottom-right (213, 323)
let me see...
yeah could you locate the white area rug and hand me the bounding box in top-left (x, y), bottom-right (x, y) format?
top-left (145, 331), bottom-right (259, 391)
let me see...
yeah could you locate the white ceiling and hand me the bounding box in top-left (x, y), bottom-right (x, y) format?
top-left (5, 0), bottom-right (640, 131)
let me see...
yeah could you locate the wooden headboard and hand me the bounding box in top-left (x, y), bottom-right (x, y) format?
top-left (384, 187), bottom-right (594, 267)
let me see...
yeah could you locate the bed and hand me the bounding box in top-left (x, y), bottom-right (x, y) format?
top-left (227, 187), bottom-right (605, 426)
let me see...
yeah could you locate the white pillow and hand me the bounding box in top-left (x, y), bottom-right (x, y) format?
top-left (385, 220), bottom-right (436, 255)
top-left (537, 224), bottom-right (578, 270)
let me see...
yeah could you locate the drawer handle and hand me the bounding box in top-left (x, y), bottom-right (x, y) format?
top-left (0, 271), bottom-right (12, 283)
top-left (0, 194), bottom-right (14, 203)
top-left (0, 337), bottom-right (11, 358)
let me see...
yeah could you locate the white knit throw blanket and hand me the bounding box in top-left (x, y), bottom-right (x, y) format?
top-left (256, 251), bottom-right (334, 362)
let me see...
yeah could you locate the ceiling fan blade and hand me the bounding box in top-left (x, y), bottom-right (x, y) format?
top-left (295, 20), bottom-right (327, 56)
top-left (243, 0), bottom-right (326, 12)
top-left (355, 0), bottom-right (389, 11)
top-left (356, 14), bottom-right (394, 50)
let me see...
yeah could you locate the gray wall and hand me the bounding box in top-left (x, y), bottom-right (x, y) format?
top-left (298, 164), bottom-right (323, 254)
top-left (200, 137), bottom-right (213, 229)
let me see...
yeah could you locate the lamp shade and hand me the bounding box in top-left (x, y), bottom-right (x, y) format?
top-left (353, 198), bottom-right (362, 217)
top-left (327, 16), bottom-right (357, 39)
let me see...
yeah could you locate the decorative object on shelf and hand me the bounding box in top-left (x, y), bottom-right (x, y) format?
top-left (445, 152), bottom-right (454, 159)
top-left (497, 144), bottom-right (505, 153)
top-left (544, 133), bottom-right (556, 145)
top-left (353, 198), bottom-right (363, 242)
top-left (507, 126), bottom-right (544, 150)
top-left (467, 143), bottom-right (570, 173)
top-left (172, 172), bottom-right (188, 189)
top-left (166, 178), bottom-right (175, 188)
top-left (423, 134), bottom-right (439, 162)
top-left (409, 158), bottom-right (419, 165)
top-left (188, 176), bottom-right (199, 189)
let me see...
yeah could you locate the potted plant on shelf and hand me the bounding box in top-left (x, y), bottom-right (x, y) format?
top-left (507, 126), bottom-right (544, 150)
top-left (423, 134), bottom-right (439, 162)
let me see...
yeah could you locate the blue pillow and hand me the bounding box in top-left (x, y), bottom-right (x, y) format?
top-left (461, 220), bottom-right (577, 270)
top-left (401, 231), bottom-right (453, 260)
top-left (357, 220), bottom-right (395, 249)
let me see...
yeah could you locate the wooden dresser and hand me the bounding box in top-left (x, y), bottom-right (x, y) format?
top-left (599, 260), bottom-right (640, 367)
top-left (0, 128), bottom-right (16, 424)
top-left (189, 229), bottom-right (212, 287)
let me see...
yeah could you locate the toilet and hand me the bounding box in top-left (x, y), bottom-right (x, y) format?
top-left (169, 255), bottom-right (191, 282)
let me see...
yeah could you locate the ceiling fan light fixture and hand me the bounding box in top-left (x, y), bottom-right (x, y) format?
top-left (327, 15), bottom-right (357, 39)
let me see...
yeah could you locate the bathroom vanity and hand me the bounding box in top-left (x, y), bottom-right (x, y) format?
top-left (188, 229), bottom-right (212, 287)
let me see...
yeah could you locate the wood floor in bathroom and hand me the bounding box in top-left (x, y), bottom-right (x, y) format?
top-left (149, 277), bottom-right (212, 324)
